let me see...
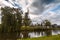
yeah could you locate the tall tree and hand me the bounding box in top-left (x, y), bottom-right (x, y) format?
top-left (23, 9), bottom-right (31, 38)
top-left (15, 9), bottom-right (23, 38)
top-left (1, 7), bottom-right (23, 39)
top-left (16, 9), bottom-right (22, 31)
top-left (23, 9), bottom-right (31, 27)
top-left (1, 7), bottom-right (13, 32)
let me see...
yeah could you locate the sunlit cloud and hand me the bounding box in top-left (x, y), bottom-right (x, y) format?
top-left (0, 0), bottom-right (60, 25)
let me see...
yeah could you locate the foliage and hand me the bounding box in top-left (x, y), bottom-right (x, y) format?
top-left (0, 7), bottom-right (23, 39)
top-left (23, 10), bottom-right (31, 27)
top-left (44, 20), bottom-right (51, 27)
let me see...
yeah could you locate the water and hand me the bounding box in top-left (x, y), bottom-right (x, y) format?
top-left (29, 30), bottom-right (60, 38)
top-left (28, 32), bottom-right (45, 38)
top-left (52, 30), bottom-right (60, 35)
top-left (0, 30), bottom-right (60, 39)
top-left (20, 30), bottom-right (60, 38)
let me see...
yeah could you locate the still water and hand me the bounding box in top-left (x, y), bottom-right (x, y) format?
top-left (20, 30), bottom-right (60, 38)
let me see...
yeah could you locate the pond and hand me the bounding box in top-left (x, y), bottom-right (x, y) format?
top-left (20, 30), bottom-right (60, 38)
top-left (0, 30), bottom-right (60, 39)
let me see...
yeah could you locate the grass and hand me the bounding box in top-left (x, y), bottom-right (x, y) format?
top-left (17, 34), bottom-right (60, 40)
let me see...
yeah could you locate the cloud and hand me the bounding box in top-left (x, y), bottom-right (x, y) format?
top-left (9, 0), bottom-right (60, 25)
top-left (0, 0), bottom-right (60, 25)
top-left (48, 12), bottom-right (60, 25)
top-left (29, 0), bottom-right (60, 25)
top-left (29, 0), bottom-right (60, 15)
top-left (30, 0), bottom-right (44, 14)
top-left (0, 0), bottom-right (14, 7)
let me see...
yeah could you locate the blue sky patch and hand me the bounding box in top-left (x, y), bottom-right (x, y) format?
top-left (51, 5), bottom-right (60, 12)
top-left (42, 0), bottom-right (55, 4)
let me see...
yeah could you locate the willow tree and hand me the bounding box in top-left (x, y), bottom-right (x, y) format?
top-left (15, 9), bottom-right (23, 38)
top-left (1, 7), bottom-right (23, 39)
top-left (1, 7), bottom-right (13, 32)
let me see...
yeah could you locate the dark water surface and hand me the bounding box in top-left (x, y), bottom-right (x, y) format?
top-left (0, 30), bottom-right (60, 40)
top-left (20, 30), bottom-right (60, 38)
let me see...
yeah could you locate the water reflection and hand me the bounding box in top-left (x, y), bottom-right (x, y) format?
top-left (0, 30), bottom-right (60, 39)
top-left (28, 32), bottom-right (46, 38)
top-left (20, 30), bottom-right (60, 38)
top-left (52, 30), bottom-right (60, 35)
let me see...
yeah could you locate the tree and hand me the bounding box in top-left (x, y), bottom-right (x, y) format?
top-left (1, 7), bottom-right (13, 32)
top-left (23, 9), bottom-right (31, 27)
top-left (15, 9), bottom-right (23, 38)
top-left (23, 9), bottom-right (31, 38)
top-left (1, 7), bottom-right (23, 39)
top-left (44, 20), bottom-right (52, 36)
top-left (16, 9), bottom-right (22, 31)
top-left (44, 20), bottom-right (51, 28)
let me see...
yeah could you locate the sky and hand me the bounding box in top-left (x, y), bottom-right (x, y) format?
top-left (0, 0), bottom-right (60, 25)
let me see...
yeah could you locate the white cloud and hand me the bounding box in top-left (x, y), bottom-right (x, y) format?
top-left (0, 0), bottom-right (14, 7)
top-left (0, 0), bottom-right (60, 25)
top-left (30, 2), bottom-right (60, 25)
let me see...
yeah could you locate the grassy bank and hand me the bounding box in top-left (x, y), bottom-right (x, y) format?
top-left (17, 34), bottom-right (60, 40)
top-left (20, 26), bottom-right (60, 31)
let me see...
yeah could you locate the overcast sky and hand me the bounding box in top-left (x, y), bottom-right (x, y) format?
top-left (0, 0), bottom-right (60, 25)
